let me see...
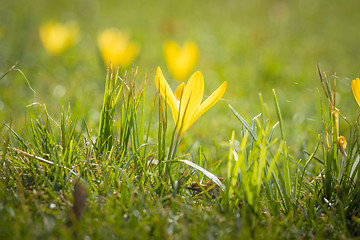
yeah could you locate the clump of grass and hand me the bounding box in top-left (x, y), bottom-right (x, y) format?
top-left (314, 68), bottom-right (360, 236)
top-left (225, 104), bottom-right (283, 214)
top-left (95, 67), bottom-right (123, 154)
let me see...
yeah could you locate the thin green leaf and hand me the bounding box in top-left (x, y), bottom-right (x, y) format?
top-left (229, 104), bottom-right (257, 141)
top-left (169, 159), bottom-right (225, 191)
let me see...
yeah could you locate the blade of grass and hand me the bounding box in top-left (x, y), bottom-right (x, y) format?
top-left (229, 104), bottom-right (257, 141)
top-left (169, 159), bottom-right (225, 191)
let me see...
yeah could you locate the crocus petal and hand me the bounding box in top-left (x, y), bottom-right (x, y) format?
top-left (182, 81), bottom-right (227, 133)
top-left (181, 41), bottom-right (199, 74)
top-left (179, 71), bottom-right (204, 130)
top-left (154, 67), bottom-right (179, 121)
top-left (352, 78), bottom-right (360, 107)
top-left (164, 41), bottom-right (180, 65)
top-left (174, 82), bottom-right (185, 101)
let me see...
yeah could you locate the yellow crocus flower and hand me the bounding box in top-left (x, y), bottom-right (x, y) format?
top-left (39, 21), bottom-right (78, 55)
top-left (163, 40), bottom-right (199, 81)
top-left (352, 78), bottom-right (360, 107)
top-left (155, 67), bottom-right (226, 136)
top-left (97, 28), bottom-right (139, 68)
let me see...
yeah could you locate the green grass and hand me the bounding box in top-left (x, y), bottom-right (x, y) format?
top-left (2, 66), bottom-right (360, 239)
top-left (2, 0), bottom-right (360, 239)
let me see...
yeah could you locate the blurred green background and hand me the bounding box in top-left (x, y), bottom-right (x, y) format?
top-left (1, 0), bottom-right (359, 155)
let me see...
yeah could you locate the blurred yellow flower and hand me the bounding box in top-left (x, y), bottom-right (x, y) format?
top-left (163, 40), bottom-right (199, 81)
top-left (97, 28), bottom-right (139, 68)
top-left (39, 21), bottom-right (78, 55)
top-left (352, 77), bottom-right (360, 107)
top-left (155, 67), bottom-right (226, 136)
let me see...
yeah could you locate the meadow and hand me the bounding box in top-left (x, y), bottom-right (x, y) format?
top-left (1, 0), bottom-right (360, 239)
